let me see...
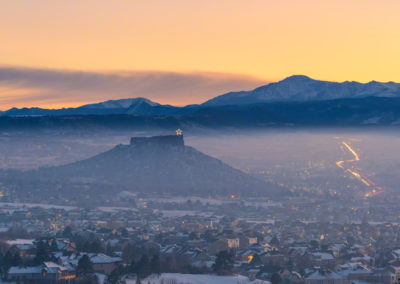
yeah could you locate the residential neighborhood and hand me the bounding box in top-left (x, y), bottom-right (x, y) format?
top-left (0, 194), bottom-right (399, 283)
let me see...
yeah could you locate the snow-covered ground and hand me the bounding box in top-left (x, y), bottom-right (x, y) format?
top-left (6, 239), bottom-right (34, 245)
top-left (0, 202), bottom-right (76, 212)
top-left (97, 206), bottom-right (138, 213)
top-left (155, 210), bottom-right (214, 218)
top-left (94, 273), bottom-right (106, 284)
top-left (128, 273), bottom-right (271, 284)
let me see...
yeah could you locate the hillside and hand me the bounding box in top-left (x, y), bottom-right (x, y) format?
top-left (5, 135), bottom-right (272, 199)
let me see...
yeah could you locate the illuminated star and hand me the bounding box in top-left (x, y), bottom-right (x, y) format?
top-left (176, 129), bottom-right (182, 136)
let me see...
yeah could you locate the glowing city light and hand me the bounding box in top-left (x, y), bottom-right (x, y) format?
top-left (336, 141), bottom-right (385, 198)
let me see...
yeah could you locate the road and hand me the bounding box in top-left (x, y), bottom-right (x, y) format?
top-left (336, 140), bottom-right (384, 198)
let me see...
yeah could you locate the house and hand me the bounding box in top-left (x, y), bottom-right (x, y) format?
top-left (11, 243), bottom-right (36, 259)
top-left (305, 269), bottom-right (350, 284)
top-left (227, 238), bottom-right (240, 249)
top-left (261, 252), bottom-right (286, 267)
top-left (329, 243), bottom-right (346, 258)
top-left (239, 236), bottom-right (258, 249)
top-left (281, 270), bottom-right (303, 283)
top-left (7, 266), bottom-right (43, 283)
top-left (52, 239), bottom-right (76, 252)
top-left (7, 262), bottom-right (75, 283)
top-left (90, 253), bottom-right (122, 274)
top-left (43, 262), bottom-right (76, 282)
top-left (248, 237), bottom-right (258, 245)
top-left (388, 266), bottom-right (400, 284)
top-left (309, 252), bottom-right (336, 268)
top-left (336, 262), bottom-right (371, 282)
top-left (208, 240), bottom-right (229, 254)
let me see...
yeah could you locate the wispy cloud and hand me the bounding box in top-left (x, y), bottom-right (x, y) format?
top-left (0, 66), bottom-right (267, 110)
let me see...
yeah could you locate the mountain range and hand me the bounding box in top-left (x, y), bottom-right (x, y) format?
top-left (203, 75), bottom-right (400, 105)
top-left (3, 75), bottom-right (400, 115)
top-left (2, 75), bottom-right (400, 127)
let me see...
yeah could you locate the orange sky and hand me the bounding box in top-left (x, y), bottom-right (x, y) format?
top-left (1, 0), bottom-right (400, 108)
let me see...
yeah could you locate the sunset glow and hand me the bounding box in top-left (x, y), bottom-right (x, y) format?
top-left (1, 0), bottom-right (400, 108)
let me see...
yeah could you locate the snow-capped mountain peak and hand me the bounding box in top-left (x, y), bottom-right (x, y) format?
top-left (80, 97), bottom-right (159, 109)
top-left (202, 75), bottom-right (400, 106)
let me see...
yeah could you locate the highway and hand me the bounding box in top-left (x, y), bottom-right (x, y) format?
top-left (336, 141), bottom-right (384, 198)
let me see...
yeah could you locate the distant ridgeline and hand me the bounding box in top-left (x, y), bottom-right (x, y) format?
top-left (3, 76), bottom-right (400, 129)
top-left (130, 135), bottom-right (184, 147)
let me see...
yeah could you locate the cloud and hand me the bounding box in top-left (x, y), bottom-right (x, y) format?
top-left (0, 66), bottom-right (267, 110)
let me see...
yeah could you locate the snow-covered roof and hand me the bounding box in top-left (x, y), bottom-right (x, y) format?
top-left (43, 262), bottom-right (67, 271)
top-left (15, 244), bottom-right (35, 250)
top-left (310, 252), bottom-right (334, 260)
top-left (90, 253), bottom-right (122, 264)
top-left (306, 270), bottom-right (344, 280)
top-left (330, 243), bottom-right (346, 250)
top-left (6, 239), bottom-right (34, 246)
top-left (336, 262), bottom-right (370, 277)
top-left (8, 266), bottom-right (42, 274)
top-left (143, 273), bottom-right (271, 284)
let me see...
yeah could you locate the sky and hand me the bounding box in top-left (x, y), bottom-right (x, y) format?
top-left (1, 0), bottom-right (400, 109)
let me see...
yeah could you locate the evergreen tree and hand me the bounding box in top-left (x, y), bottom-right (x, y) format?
top-left (213, 250), bottom-right (234, 275)
top-left (77, 255), bottom-right (93, 276)
top-left (128, 259), bottom-right (136, 273)
top-left (250, 253), bottom-right (262, 266)
top-left (106, 243), bottom-right (113, 256)
top-left (309, 240), bottom-right (320, 250)
top-left (287, 259), bottom-right (294, 270)
top-left (189, 231), bottom-right (198, 240)
top-left (122, 243), bottom-right (137, 262)
top-left (120, 228), bottom-right (128, 237)
top-left (0, 252), bottom-right (4, 270)
top-left (150, 254), bottom-right (161, 275)
top-left (90, 240), bottom-right (103, 253)
top-left (34, 241), bottom-right (51, 264)
top-left (12, 252), bottom-right (21, 267)
top-left (136, 254), bottom-right (150, 279)
top-left (270, 236), bottom-right (280, 248)
top-left (271, 272), bottom-right (281, 284)
top-left (108, 264), bottom-right (124, 283)
top-left (3, 251), bottom-right (13, 270)
top-left (2, 251), bottom-right (21, 273)
top-left (50, 239), bottom-right (58, 252)
top-left (62, 226), bottom-right (73, 238)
